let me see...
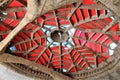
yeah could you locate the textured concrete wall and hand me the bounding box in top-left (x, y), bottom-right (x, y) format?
top-left (0, 64), bottom-right (34, 80)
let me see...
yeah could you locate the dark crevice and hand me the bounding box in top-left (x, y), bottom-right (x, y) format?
top-left (0, 35), bottom-right (2, 41)
top-left (80, 9), bottom-right (85, 20)
top-left (88, 9), bottom-right (92, 18)
top-left (97, 10), bottom-right (100, 17)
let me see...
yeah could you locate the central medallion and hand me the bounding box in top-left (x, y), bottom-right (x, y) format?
top-left (51, 30), bottom-right (68, 42)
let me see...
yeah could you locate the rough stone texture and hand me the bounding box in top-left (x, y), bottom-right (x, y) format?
top-left (0, 53), bottom-right (72, 80)
top-left (0, 0), bottom-right (9, 6)
top-left (98, 0), bottom-right (120, 20)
